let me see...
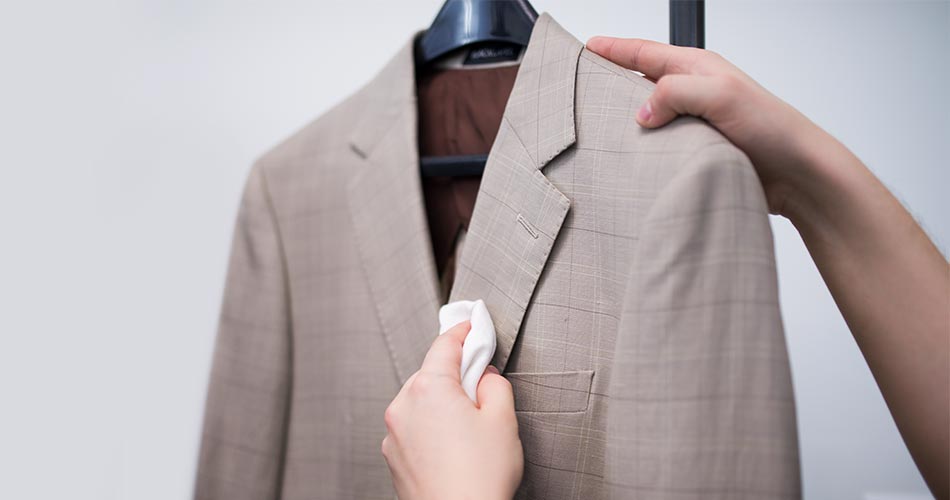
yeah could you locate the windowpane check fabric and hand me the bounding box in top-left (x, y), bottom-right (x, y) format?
top-left (194, 13), bottom-right (801, 500)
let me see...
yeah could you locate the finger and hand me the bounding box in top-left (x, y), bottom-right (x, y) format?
top-left (637, 74), bottom-right (726, 128)
top-left (381, 434), bottom-right (392, 461)
top-left (385, 370), bottom-right (421, 434)
top-left (586, 36), bottom-right (700, 80)
top-left (476, 367), bottom-right (516, 415)
top-left (418, 320), bottom-right (471, 380)
top-left (390, 370), bottom-right (419, 408)
top-left (381, 435), bottom-right (406, 491)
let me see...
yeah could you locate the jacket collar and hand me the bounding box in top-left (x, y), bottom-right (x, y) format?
top-left (348, 12), bottom-right (580, 170)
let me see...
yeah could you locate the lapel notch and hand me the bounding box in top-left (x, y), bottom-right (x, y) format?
top-left (449, 14), bottom-right (583, 372)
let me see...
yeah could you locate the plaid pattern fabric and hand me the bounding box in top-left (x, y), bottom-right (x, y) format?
top-left (195, 13), bottom-right (801, 500)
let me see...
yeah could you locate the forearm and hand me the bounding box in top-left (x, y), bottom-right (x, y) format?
top-left (784, 123), bottom-right (950, 499)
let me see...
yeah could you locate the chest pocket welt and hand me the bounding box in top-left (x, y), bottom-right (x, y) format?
top-left (505, 370), bottom-right (594, 413)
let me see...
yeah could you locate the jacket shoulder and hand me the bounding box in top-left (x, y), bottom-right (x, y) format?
top-left (252, 88), bottom-right (367, 176)
top-left (575, 48), bottom-right (755, 191)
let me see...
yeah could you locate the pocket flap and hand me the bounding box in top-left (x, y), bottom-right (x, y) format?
top-left (506, 370), bottom-right (594, 413)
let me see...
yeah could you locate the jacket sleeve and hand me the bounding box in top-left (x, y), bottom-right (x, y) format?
top-left (194, 164), bottom-right (292, 500)
top-left (606, 143), bottom-right (802, 499)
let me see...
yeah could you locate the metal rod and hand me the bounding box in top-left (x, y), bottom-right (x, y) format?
top-left (670, 0), bottom-right (705, 49)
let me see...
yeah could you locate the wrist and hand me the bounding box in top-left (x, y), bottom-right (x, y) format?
top-left (773, 115), bottom-right (865, 231)
top-left (779, 120), bottom-right (894, 260)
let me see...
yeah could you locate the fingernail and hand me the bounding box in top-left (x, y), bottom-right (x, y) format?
top-left (486, 365), bottom-right (500, 374)
top-left (637, 101), bottom-right (653, 124)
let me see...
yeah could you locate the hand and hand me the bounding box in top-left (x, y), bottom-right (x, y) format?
top-left (586, 36), bottom-right (832, 220)
top-left (382, 321), bottom-right (523, 500)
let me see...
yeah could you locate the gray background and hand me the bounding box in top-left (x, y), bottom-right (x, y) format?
top-left (0, 1), bottom-right (945, 499)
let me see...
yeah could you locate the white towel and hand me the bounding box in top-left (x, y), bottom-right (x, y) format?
top-left (438, 299), bottom-right (497, 404)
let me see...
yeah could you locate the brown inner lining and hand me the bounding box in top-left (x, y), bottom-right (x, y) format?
top-left (417, 65), bottom-right (519, 298)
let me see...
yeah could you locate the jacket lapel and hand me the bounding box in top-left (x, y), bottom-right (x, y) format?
top-left (449, 14), bottom-right (583, 372)
top-left (346, 40), bottom-right (442, 385)
top-left (346, 14), bottom-right (583, 379)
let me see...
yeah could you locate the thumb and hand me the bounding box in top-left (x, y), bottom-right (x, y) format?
top-left (637, 74), bottom-right (721, 129)
top-left (476, 366), bottom-right (516, 414)
top-left (420, 320), bottom-right (471, 380)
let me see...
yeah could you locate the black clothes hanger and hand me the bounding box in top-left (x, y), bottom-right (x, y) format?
top-left (417, 0), bottom-right (539, 178)
top-left (415, 0), bottom-right (539, 67)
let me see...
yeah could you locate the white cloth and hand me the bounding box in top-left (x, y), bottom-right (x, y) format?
top-left (438, 299), bottom-right (497, 403)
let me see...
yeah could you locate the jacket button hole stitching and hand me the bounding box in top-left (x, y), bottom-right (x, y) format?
top-left (516, 213), bottom-right (540, 239)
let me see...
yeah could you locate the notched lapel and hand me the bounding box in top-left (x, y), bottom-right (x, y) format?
top-left (346, 40), bottom-right (441, 385)
top-left (449, 14), bottom-right (583, 372)
top-left (344, 13), bottom-right (583, 377)
top-left (448, 123), bottom-right (571, 372)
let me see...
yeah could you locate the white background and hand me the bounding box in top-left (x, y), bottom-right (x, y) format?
top-left (0, 1), bottom-right (946, 499)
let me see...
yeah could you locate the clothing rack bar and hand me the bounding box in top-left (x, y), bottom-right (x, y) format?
top-left (669, 0), bottom-right (705, 49)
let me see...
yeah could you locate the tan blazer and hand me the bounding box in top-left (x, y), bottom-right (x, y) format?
top-left (195, 13), bottom-right (801, 500)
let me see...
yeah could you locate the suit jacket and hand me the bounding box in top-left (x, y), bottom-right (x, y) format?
top-left (195, 13), bottom-right (801, 500)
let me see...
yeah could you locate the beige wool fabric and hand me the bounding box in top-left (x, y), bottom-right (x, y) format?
top-left (195, 13), bottom-right (801, 500)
